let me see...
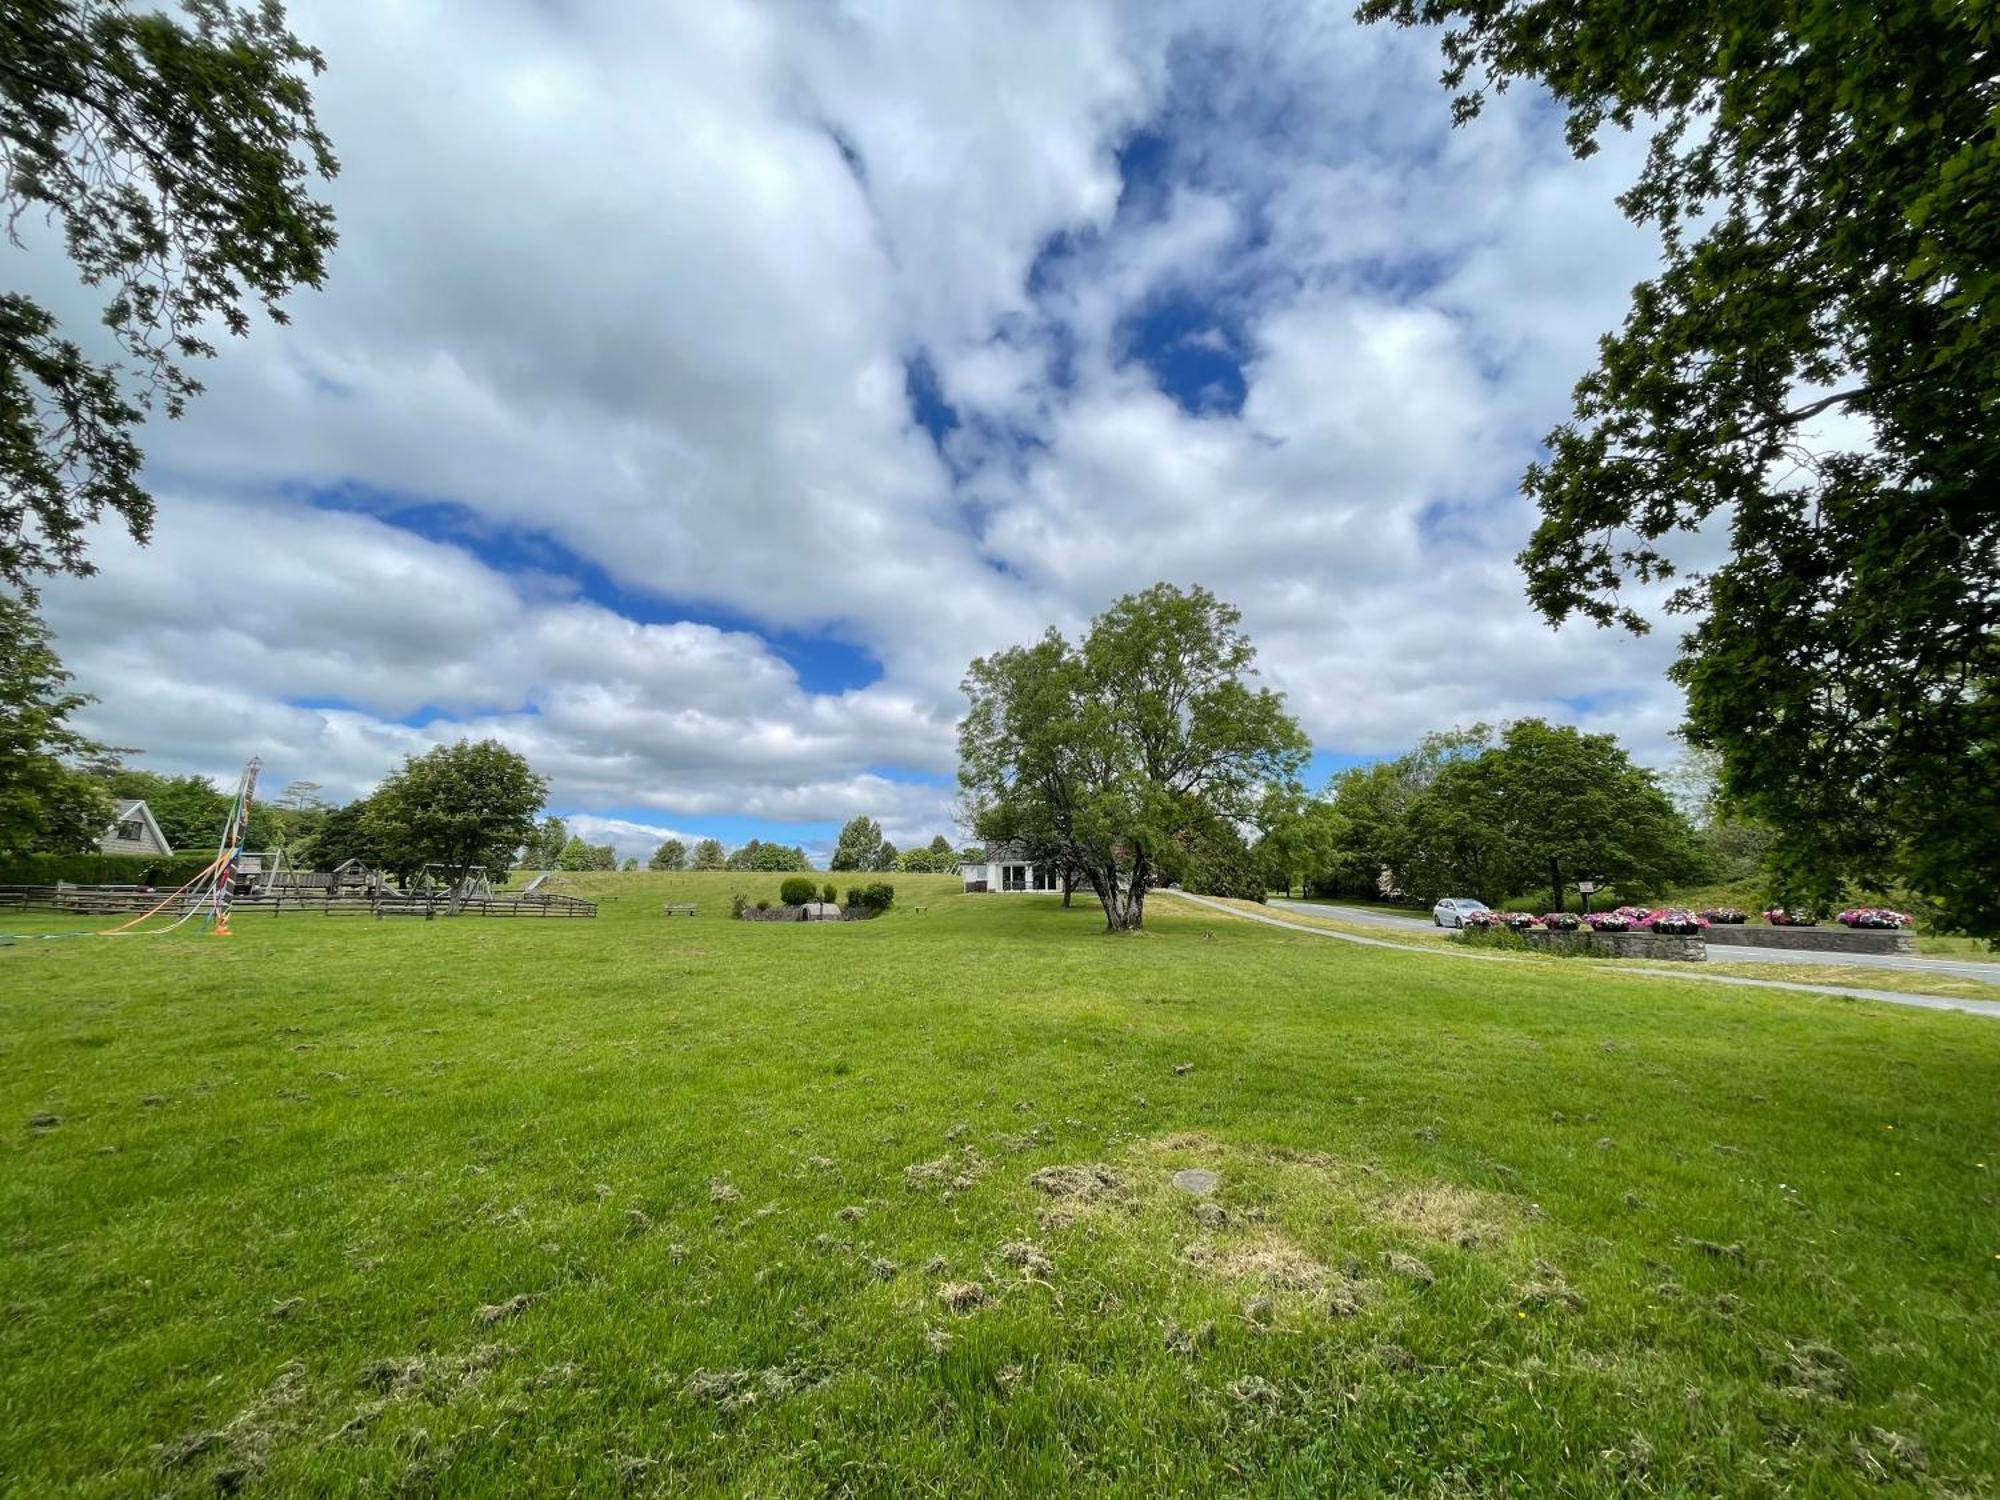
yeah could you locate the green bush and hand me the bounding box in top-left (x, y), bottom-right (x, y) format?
top-left (755, 899), bottom-right (770, 911)
top-left (845, 887), bottom-right (863, 909)
top-left (822, 882), bottom-right (838, 904)
top-left (779, 876), bottom-right (818, 906)
top-left (858, 883), bottom-right (895, 914)
top-left (731, 894), bottom-right (747, 919)
top-left (0, 853), bottom-right (217, 887)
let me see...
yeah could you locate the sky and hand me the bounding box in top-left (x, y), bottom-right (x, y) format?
top-left (28, 0), bottom-right (1703, 867)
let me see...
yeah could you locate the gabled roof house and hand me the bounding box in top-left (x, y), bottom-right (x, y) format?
top-left (99, 800), bottom-right (174, 858)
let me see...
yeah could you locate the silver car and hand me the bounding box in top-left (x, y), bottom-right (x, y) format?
top-left (1432, 897), bottom-right (1491, 928)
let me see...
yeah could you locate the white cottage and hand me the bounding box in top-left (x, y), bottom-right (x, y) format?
top-left (958, 842), bottom-right (1061, 893)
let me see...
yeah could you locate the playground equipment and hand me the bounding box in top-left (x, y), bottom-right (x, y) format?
top-left (1, 760), bottom-right (598, 935)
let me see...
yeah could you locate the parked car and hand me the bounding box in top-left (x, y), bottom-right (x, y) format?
top-left (1432, 897), bottom-right (1491, 928)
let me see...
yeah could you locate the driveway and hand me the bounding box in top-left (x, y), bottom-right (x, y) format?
top-left (1271, 899), bottom-right (1431, 933)
top-left (1277, 899), bottom-right (2000, 986)
top-left (1172, 893), bottom-right (2000, 1019)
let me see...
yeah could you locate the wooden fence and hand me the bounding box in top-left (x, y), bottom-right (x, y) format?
top-left (0, 884), bottom-right (597, 921)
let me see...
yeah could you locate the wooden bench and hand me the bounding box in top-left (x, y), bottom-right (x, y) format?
top-left (662, 903), bottom-right (698, 917)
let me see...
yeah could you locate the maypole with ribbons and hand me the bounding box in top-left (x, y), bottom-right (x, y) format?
top-left (102, 759), bottom-right (261, 937)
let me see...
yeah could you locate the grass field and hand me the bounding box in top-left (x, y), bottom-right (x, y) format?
top-left (4, 871), bottom-right (1998, 1496)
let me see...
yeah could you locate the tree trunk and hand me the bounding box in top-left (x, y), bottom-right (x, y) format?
top-left (1085, 859), bottom-right (1146, 931)
top-left (1061, 868), bottom-right (1073, 908)
top-left (1548, 857), bottom-right (1563, 914)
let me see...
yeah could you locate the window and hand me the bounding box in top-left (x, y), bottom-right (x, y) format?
top-left (118, 820), bottom-right (143, 842)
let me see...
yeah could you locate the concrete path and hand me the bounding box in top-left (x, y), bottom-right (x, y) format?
top-left (1169, 891), bottom-right (2000, 1021)
top-left (1275, 899), bottom-right (2000, 986)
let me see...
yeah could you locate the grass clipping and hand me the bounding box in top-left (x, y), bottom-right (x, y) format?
top-left (1027, 1132), bottom-right (1522, 1324)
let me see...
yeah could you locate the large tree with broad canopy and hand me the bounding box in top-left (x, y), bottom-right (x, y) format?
top-left (958, 583), bottom-right (1308, 931)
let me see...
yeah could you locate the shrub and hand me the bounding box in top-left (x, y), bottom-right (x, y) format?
top-left (822, 882), bottom-right (837, 904)
top-left (1700, 907), bottom-right (1748, 924)
top-left (755, 899), bottom-right (770, 911)
top-left (1583, 912), bottom-right (1632, 932)
top-left (1540, 912), bottom-right (1581, 931)
top-left (779, 876), bottom-right (817, 907)
top-left (845, 887), bottom-right (863, 909)
top-left (731, 893), bottom-right (747, 919)
top-left (859, 883), bottom-right (895, 914)
top-left (0, 852), bottom-right (218, 887)
top-left (1452, 926), bottom-right (1532, 952)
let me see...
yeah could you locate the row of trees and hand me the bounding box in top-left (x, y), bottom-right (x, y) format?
top-left (829, 818), bottom-right (966, 873)
top-left (1258, 721), bottom-right (1709, 912)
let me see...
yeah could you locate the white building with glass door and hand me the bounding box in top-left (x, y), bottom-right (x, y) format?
top-left (958, 843), bottom-right (1060, 893)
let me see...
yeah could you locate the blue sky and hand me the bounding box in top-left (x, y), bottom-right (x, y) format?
top-left (32, 0), bottom-right (1691, 866)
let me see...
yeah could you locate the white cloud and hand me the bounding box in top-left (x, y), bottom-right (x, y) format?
top-left (23, 0), bottom-right (1702, 853)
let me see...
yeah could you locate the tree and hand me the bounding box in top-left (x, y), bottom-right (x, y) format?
top-left (0, 595), bottom-right (114, 857)
top-left (649, 839), bottom-right (687, 871)
top-left (557, 835), bottom-right (594, 871)
top-left (1, 0), bottom-right (339, 591)
top-left (1176, 816), bottom-right (1268, 902)
top-left (691, 837), bottom-right (726, 870)
top-left (620, 856), bottom-right (638, 871)
top-left (1393, 721), bottom-right (1706, 908)
top-left (365, 740), bottom-right (546, 884)
top-left (1253, 790), bottom-right (1343, 899)
top-left (871, 840), bottom-right (898, 873)
top-left (751, 842), bottom-right (809, 872)
top-left (521, 815), bottom-right (567, 868)
top-left (960, 583), bottom-right (1308, 931)
top-left (1364, 0), bottom-right (1999, 936)
top-left (276, 780), bottom-right (326, 811)
top-left (1663, 744), bottom-right (1774, 889)
top-left (291, 796), bottom-right (379, 871)
top-left (1314, 727), bottom-right (1490, 899)
top-left (927, 834), bottom-right (952, 858)
top-left (830, 816), bottom-right (884, 872)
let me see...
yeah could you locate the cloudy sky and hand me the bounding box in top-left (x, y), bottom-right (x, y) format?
top-left (30, 0), bottom-right (1694, 865)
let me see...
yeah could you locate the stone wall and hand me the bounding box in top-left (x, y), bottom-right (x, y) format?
top-left (1705, 925), bottom-right (1915, 954)
top-left (1523, 929), bottom-right (1706, 962)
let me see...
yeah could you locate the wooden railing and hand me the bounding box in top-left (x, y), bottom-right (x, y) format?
top-left (0, 884), bottom-right (597, 920)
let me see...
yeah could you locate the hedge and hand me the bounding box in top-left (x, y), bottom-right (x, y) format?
top-left (0, 853), bottom-right (218, 887)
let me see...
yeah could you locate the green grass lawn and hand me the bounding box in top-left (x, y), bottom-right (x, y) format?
top-left (4, 872), bottom-right (1998, 1496)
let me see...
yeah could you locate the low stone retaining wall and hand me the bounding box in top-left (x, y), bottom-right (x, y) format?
top-left (1524, 930), bottom-right (1706, 962)
top-left (1705, 925), bottom-right (1915, 954)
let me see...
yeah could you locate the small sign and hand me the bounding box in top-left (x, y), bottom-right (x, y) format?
top-left (1576, 880), bottom-right (1597, 894)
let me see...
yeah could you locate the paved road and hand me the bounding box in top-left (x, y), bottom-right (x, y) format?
top-left (1273, 899), bottom-right (2000, 986)
top-left (1202, 894), bottom-right (2000, 1019)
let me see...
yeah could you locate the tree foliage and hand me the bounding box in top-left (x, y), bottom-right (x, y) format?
top-left (830, 815), bottom-right (884, 872)
top-left (691, 837), bottom-right (726, 870)
top-left (519, 815), bottom-right (567, 869)
top-left (291, 796), bottom-right (379, 872)
top-left (1362, 0), bottom-right (1999, 934)
top-left (1392, 720), bottom-right (1706, 907)
top-left (959, 583), bottom-right (1308, 931)
top-left (364, 740), bottom-right (546, 883)
top-left (0, 593), bottom-right (112, 857)
top-left (649, 838), bottom-right (687, 871)
top-left (102, 767), bottom-right (279, 852)
top-left (1, 0), bottom-right (339, 590)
